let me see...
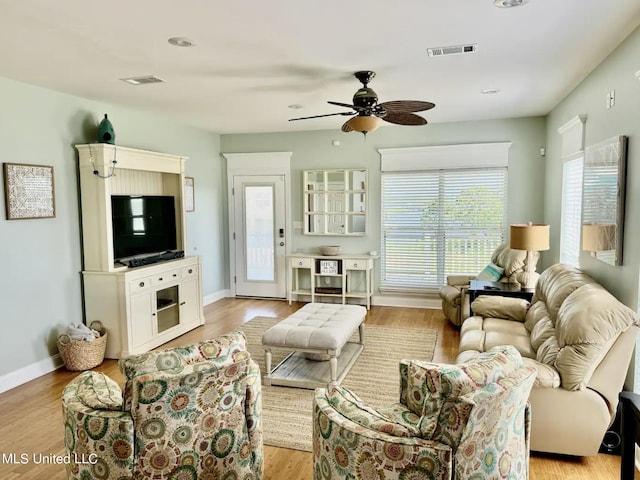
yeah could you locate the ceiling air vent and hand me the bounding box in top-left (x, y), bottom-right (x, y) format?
top-left (427, 44), bottom-right (477, 57)
top-left (120, 75), bottom-right (166, 85)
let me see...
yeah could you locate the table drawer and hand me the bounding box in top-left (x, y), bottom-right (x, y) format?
top-left (344, 259), bottom-right (370, 270)
top-left (130, 277), bottom-right (153, 293)
top-left (152, 268), bottom-right (181, 286)
top-left (291, 257), bottom-right (312, 268)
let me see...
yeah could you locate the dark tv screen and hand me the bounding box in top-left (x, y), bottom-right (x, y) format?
top-left (111, 195), bottom-right (177, 260)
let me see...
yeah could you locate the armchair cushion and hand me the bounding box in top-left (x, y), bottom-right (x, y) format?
top-left (74, 371), bottom-right (123, 411)
top-left (470, 295), bottom-right (530, 322)
top-left (327, 385), bottom-right (420, 437)
top-left (475, 262), bottom-right (504, 282)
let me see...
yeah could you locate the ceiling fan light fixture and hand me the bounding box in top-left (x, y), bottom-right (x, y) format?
top-left (347, 116), bottom-right (383, 134)
top-left (493, 0), bottom-right (529, 7)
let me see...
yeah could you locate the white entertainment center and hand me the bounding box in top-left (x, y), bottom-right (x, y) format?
top-left (76, 143), bottom-right (204, 359)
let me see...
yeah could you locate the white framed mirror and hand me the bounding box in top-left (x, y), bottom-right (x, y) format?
top-left (304, 169), bottom-right (367, 235)
top-left (581, 135), bottom-right (627, 266)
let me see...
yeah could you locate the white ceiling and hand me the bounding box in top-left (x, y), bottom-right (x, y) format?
top-left (1, 0), bottom-right (639, 134)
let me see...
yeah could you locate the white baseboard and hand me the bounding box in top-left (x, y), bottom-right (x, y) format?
top-left (372, 294), bottom-right (441, 309)
top-left (203, 289), bottom-right (230, 306)
top-left (0, 354), bottom-right (64, 394)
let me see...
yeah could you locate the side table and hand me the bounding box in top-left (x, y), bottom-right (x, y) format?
top-left (468, 280), bottom-right (534, 317)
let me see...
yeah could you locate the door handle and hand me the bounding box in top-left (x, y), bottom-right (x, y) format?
top-left (279, 228), bottom-right (285, 238)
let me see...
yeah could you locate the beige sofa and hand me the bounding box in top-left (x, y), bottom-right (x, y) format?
top-left (457, 263), bottom-right (640, 456)
top-left (439, 243), bottom-right (535, 326)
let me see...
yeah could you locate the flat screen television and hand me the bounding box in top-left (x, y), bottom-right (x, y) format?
top-left (111, 195), bottom-right (177, 261)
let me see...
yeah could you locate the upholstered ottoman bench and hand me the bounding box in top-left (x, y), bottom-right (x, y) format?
top-left (261, 303), bottom-right (366, 388)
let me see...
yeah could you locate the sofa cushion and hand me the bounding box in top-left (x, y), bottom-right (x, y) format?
top-left (524, 301), bottom-right (552, 333)
top-left (471, 296), bottom-right (529, 322)
top-left (406, 346), bottom-right (523, 439)
top-left (522, 358), bottom-right (561, 388)
top-left (530, 317), bottom-right (556, 352)
top-left (475, 263), bottom-right (504, 282)
top-left (555, 283), bottom-right (639, 390)
top-left (533, 263), bottom-right (595, 323)
top-left (75, 371), bottom-right (123, 410)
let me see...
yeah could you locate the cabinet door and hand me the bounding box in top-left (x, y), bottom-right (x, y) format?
top-left (179, 276), bottom-right (200, 327)
top-left (129, 291), bottom-right (155, 348)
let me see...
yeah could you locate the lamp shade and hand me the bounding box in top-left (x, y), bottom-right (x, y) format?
top-left (582, 223), bottom-right (616, 252)
top-left (510, 223), bottom-right (550, 251)
top-left (346, 116), bottom-right (382, 133)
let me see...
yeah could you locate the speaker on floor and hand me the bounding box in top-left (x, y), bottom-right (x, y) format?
top-left (600, 403), bottom-right (622, 455)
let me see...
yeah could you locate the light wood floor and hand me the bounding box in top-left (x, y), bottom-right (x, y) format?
top-left (0, 298), bottom-right (634, 479)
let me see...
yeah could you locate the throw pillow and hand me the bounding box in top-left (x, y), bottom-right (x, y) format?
top-left (475, 262), bottom-right (505, 282)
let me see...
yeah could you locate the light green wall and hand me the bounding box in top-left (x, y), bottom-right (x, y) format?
top-left (0, 76), bottom-right (225, 378)
top-left (221, 117), bottom-right (547, 291)
top-left (545, 25), bottom-right (640, 309)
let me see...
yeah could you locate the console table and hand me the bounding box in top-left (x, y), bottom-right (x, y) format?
top-left (468, 280), bottom-right (534, 317)
top-left (287, 254), bottom-right (376, 309)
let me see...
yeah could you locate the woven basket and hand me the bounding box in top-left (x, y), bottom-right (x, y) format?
top-left (57, 321), bottom-right (107, 371)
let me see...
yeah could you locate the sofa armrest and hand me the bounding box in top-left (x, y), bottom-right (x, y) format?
top-left (447, 275), bottom-right (476, 287)
top-left (313, 389), bottom-right (452, 479)
top-left (470, 295), bottom-right (530, 322)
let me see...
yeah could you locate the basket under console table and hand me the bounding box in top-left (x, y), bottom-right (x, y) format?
top-left (287, 253), bottom-right (377, 309)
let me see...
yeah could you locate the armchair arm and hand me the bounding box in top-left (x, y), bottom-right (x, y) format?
top-left (245, 358), bottom-right (264, 475)
top-left (62, 372), bottom-right (134, 480)
top-left (313, 390), bottom-right (452, 480)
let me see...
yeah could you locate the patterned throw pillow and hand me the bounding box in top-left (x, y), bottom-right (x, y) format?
top-left (75, 371), bottom-right (123, 410)
top-left (406, 345), bottom-right (523, 441)
top-left (475, 263), bottom-right (504, 281)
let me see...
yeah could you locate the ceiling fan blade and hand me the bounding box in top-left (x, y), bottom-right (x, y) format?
top-left (378, 100), bottom-right (435, 113)
top-left (382, 112), bottom-right (428, 126)
top-left (341, 119), bottom-right (354, 133)
top-left (289, 111), bottom-right (355, 121)
top-left (328, 101), bottom-right (366, 112)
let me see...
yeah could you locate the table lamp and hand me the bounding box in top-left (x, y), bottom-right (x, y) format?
top-left (510, 222), bottom-right (550, 289)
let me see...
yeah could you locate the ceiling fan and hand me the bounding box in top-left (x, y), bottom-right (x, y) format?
top-left (288, 70), bottom-right (435, 136)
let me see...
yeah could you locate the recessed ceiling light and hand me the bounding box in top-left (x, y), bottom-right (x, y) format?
top-left (481, 88), bottom-right (501, 94)
top-left (288, 104), bottom-right (303, 109)
top-left (494, 0), bottom-right (529, 7)
top-left (168, 37), bottom-right (196, 47)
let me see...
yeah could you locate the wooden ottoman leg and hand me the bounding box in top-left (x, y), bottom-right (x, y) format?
top-left (358, 322), bottom-right (365, 345)
top-left (329, 350), bottom-right (338, 384)
top-left (264, 349), bottom-right (272, 386)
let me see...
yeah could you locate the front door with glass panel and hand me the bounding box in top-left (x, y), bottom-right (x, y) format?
top-left (233, 175), bottom-right (286, 298)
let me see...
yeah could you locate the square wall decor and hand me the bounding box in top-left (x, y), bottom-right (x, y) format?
top-left (3, 163), bottom-right (56, 220)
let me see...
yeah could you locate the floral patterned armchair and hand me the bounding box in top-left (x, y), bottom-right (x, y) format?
top-left (313, 345), bottom-right (536, 479)
top-left (62, 331), bottom-right (263, 480)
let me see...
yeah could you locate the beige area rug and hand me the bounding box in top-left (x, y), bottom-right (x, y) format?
top-left (239, 316), bottom-right (438, 452)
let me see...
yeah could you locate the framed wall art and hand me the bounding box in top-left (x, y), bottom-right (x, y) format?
top-left (3, 163), bottom-right (56, 220)
top-left (184, 176), bottom-right (195, 212)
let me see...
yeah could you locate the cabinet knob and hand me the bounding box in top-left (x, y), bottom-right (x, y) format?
top-left (353, 263), bottom-right (358, 268)
top-left (152, 313), bottom-right (156, 316)
top-left (188, 269), bottom-right (193, 274)
top-left (298, 261), bottom-right (303, 266)
top-left (158, 277), bottom-right (163, 281)
top-left (139, 281), bottom-right (145, 287)
top-left (180, 301), bottom-right (186, 306)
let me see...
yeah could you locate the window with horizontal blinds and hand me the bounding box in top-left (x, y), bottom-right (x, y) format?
top-left (559, 156), bottom-right (583, 266)
top-left (381, 168), bottom-right (507, 291)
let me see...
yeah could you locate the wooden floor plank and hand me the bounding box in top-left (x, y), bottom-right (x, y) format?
top-left (0, 298), bottom-right (635, 479)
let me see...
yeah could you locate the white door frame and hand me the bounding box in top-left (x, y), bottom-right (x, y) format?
top-left (223, 152), bottom-right (292, 298)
